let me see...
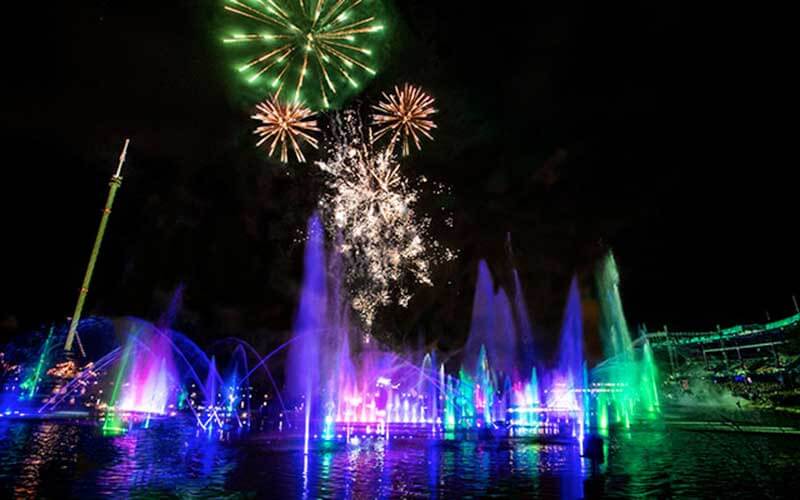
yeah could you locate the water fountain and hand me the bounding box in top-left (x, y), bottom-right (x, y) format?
top-left (0, 214), bottom-right (659, 449)
top-left (0, 306), bottom-right (263, 435)
top-left (591, 251), bottom-right (661, 431)
top-left (276, 215), bottom-right (618, 444)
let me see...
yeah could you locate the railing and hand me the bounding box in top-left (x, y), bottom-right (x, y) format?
top-left (644, 312), bottom-right (800, 347)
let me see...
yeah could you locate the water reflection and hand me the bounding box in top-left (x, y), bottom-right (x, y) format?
top-left (14, 423), bottom-right (78, 498)
top-left (561, 444), bottom-right (584, 500)
top-left (1, 418), bottom-right (799, 498)
top-left (426, 442), bottom-right (439, 498)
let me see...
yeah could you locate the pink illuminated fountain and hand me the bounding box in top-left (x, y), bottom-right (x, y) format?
top-left (281, 214), bottom-right (598, 444)
top-left (117, 330), bottom-right (176, 415)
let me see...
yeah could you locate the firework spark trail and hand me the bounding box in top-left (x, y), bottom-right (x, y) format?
top-left (224, 0), bottom-right (386, 110)
top-left (252, 95), bottom-right (320, 162)
top-left (316, 111), bottom-right (454, 327)
top-left (371, 83), bottom-right (437, 156)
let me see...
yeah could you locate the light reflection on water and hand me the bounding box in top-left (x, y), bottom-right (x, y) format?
top-left (1, 416), bottom-right (798, 498)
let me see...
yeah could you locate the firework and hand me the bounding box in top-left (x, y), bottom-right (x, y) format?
top-left (252, 95), bottom-right (320, 163)
top-left (316, 111), bottom-right (454, 327)
top-left (224, 0), bottom-right (387, 110)
top-left (371, 84), bottom-right (437, 156)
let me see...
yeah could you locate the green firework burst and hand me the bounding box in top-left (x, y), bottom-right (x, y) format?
top-left (223, 0), bottom-right (389, 110)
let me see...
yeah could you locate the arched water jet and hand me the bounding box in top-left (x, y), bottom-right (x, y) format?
top-left (212, 337), bottom-right (289, 416)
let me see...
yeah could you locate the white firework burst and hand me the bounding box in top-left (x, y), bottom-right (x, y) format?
top-left (316, 111), bottom-right (454, 327)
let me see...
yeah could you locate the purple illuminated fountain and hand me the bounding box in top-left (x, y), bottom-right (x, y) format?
top-left (14, 287), bottom-right (266, 434)
top-left (0, 211), bottom-right (655, 448)
top-left (284, 215), bottom-right (447, 442)
top-left (548, 278), bottom-right (584, 412)
top-left (107, 291), bottom-right (188, 423)
top-left (280, 214), bottom-right (600, 444)
top-left (285, 215), bottom-right (327, 451)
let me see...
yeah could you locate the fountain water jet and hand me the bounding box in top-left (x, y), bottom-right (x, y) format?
top-left (592, 251), bottom-right (661, 430)
top-left (285, 214), bottom-right (327, 453)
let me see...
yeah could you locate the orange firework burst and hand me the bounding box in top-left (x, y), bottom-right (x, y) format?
top-left (252, 95), bottom-right (320, 163)
top-left (371, 84), bottom-right (437, 156)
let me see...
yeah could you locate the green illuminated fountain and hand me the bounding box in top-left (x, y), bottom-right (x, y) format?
top-left (19, 325), bottom-right (56, 401)
top-left (594, 251), bottom-right (660, 430)
top-left (102, 339), bottom-right (133, 436)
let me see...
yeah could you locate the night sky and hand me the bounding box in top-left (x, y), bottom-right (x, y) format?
top-left (1, 1), bottom-right (797, 362)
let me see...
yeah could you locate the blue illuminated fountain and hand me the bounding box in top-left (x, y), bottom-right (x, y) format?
top-left (285, 214), bottom-right (327, 452)
top-left (0, 213), bottom-right (658, 447)
top-left (276, 214), bottom-right (617, 446)
top-left (0, 292), bottom-right (275, 436)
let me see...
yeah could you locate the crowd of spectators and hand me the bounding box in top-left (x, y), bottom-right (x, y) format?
top-left (661, 357), bottom-right (800, 409)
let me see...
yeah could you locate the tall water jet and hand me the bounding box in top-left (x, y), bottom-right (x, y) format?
top-left (102, 338), bottom-right (133, 435)
top-left (597, 252), bottom-right (633, 358)
top-left (418, 353), bottom-right (434, 424)
top-left (512, 269), bottom-right (536, 374)
top-left (641, 342), bottom-right (660, 414)
top-left (20, 325), bottom-right (55, 401)
top-left (464, 261), bottom-right (496, 373)
top-left (594, 251), bottom-right (660, 428)
top-left (476, 345), bottom-right (494, 425)
top-left (595, 252), bottom-right (634, 426)
top-left (528, 367), bottom-right (540, 407)
top-left (286, 214), bottom-right (327, 452)
top-left (320, 228), bottom-right (354, 438)
top-left (492, 289), bottom-right (517, 376)
top-left (201, 356), bottom-right (220, 427)
top-left (460, 260), bottom-right (587, 433)
top-left (559, 278), bottom-right (584, 395)
top-left (442, 365), bottom-right (455, 431)
top-left (463, 261), bottom-right (519, 383)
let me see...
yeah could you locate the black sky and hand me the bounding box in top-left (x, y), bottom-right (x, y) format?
top-left (1, 1), bottom-right (798, 359)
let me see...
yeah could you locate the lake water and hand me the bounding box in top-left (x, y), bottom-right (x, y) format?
top-left (1, 409), bottom-right (798, 498)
